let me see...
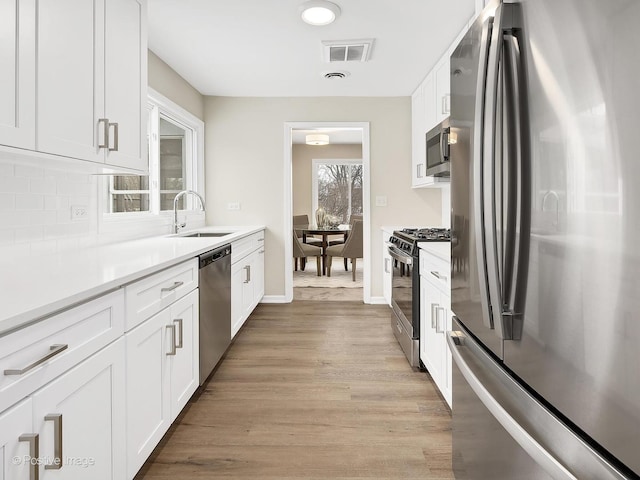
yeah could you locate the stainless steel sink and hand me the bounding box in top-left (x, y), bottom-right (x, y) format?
top-left (182, 232), bottom-right (233, 238)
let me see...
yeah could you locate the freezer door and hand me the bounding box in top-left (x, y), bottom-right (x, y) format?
top-left (502, 0), bottom-right (640, 476)
top-left (450, 318), bottom-right (627, 480)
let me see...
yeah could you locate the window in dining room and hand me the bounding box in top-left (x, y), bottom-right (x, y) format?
top-left (312, 159), bottom-right (363, 224)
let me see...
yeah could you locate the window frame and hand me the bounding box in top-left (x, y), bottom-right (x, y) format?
top-left (99, 88), bottom-right (205, 233)
top-left (311, 158), bottom-right (363, 224)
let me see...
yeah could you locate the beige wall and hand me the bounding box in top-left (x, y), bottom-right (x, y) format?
top-left (148, 50), bottom-right (205, 120)
top-left (292, 143), bottom-right (363, 222)
top-left (204, 96), bottom-right (443, 299)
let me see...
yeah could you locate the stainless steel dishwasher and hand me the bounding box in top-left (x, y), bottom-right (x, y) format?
top-left (198, 244), bottom-right (231, 385)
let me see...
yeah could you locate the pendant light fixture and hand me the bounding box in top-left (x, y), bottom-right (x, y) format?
top-left (299, 1), bottom-right (341, 26)
top-left (306, 134), bottom-right (330, 145)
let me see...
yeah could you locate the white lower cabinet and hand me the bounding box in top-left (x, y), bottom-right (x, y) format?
top-left (32, 337), bottom-right (126, 479)
top-left (382, 230), bottom-right (393, 305)
top-left (125, 288), bottom-right (199, 478)
top-left (419, 248), bottom-right (452, 407)
top-left (0, 399), bottom-right (34, 480)
top-left (231, 231), bottom-right (265, 338)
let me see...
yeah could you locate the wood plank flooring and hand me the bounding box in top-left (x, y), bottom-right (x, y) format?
top-left (135, 301), bottom-right (453, 479)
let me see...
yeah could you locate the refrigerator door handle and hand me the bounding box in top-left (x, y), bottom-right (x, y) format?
top-left (472, 13), bottom-right (495, 331)
top-left (447, 330), bottom-right (577, 480)
top-left (483, 3), bottom-right (507, 339)
top-left (502, 24), bottom-right (531, 341)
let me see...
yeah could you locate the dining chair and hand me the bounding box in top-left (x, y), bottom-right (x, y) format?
top-left (293, 214), bottom-right (322, 246)
top-left (292, 232), bottom-right (322, 275)
top-left (325, 219), bottom-right (363, 281)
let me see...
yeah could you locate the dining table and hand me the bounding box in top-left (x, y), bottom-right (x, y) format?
top-left (295, 224), bottom-right (350, 275)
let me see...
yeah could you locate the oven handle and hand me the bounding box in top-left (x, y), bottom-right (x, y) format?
top-left (388, 247), bottom-right (413, 265)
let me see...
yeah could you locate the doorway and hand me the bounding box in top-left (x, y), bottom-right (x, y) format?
top-left (283, 122), bottom-right (371, 303)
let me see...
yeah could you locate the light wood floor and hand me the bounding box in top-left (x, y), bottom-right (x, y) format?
top-left (135, 301), bottom-right (453, 479)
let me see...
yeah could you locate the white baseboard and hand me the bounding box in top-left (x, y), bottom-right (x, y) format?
top-left (260, 295), bottom-right (290, 304)
top-left (369, 296), bottom-right (389, 305)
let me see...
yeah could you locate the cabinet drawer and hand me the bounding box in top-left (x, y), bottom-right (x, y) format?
top-left (231, 231), bottom-right (264, 264)
top-left (125, 258), bottom-right (198, 331)
top-left (420, 251), bottom-right (450, 293)
top-left (0, 289), bottom-right (125, 413)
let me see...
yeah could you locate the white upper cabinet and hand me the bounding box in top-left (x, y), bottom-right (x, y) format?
top-left (0, 0), bottom-right (35, 149)
top-left (33, 0), bottom-right (147, 172)
top-left (435, 56), bottom-right (451, 125)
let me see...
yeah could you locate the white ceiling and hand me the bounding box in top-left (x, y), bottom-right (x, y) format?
top-left (147, 0), bottom-right (476, 97)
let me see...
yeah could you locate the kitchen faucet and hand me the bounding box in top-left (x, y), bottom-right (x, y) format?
top-left (173, 190), bottom-right (205, 233)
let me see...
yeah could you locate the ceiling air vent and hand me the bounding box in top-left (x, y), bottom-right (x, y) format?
top-left (322, 39), bottom-right (374, 63)
top-left (323, 71), bottom-right (349, 79)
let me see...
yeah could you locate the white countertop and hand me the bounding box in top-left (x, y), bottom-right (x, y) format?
top-left (418, 241), bottom-right (451, 262)
top-left (0, 226), bottom-right (264, 336)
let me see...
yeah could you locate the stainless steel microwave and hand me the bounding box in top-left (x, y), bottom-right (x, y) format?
top-left (425, 119), bottom-right (451, 177)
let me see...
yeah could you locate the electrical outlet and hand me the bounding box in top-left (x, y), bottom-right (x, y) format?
top-left (227, 202), bottom-right (241, 211)
top-left (71, 205), bottom-right (89, 220)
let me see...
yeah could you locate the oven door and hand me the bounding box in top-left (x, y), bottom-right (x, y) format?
top-left (388, 246), bottom-right (416, 337)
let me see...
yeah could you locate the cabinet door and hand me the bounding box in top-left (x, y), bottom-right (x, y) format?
top-left (423, 73), bottom-right (437, 132)
top-left (241, 254), bottom-right (256, 320)
top-left (411, 82), bottom-right (425, 186)
top-left (252, 248), bottom-right (265, 309)
top-left (0, 0), bottom-right (35, 149)
top-left (125, 309), bottom-right (171, 479)
top-left (382, 232), bottom-right (392, 305)
top-left (32, 338), bottom-right (126, 480)
top-left (37, 0), bottom-right (105, 162)
top-left (231, 260), bottom-right (244, 338)
top-left (420, 278), bottom-right (444, 383)
top-left (435, 57), bottom-right (451, 124)
top-left (168, 289), bottom-right (199, 420)
top-left (104, 0), bottom-right (147, 171)
top-left (0, 399), bottom-right (34, 480)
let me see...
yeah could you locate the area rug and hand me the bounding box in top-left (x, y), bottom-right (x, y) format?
top-left (293, 260), bottom-right (363, 288)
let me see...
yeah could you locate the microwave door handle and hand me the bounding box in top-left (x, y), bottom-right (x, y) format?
top-left (472, 12), bottom-right (495, 331)
top-left (440, 128), bottom-right (446, 163)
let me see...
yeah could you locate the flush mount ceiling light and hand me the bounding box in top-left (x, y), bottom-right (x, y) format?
top-left (299, 0), bottom-right (341, 26)
top-left (306, 134), bottom-right (330, 145)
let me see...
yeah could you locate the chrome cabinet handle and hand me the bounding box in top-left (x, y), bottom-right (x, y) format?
top-left (416, 163), bottom-right (423, 178)
top-left (166, 325), bottom-right (177, 356)
top-left (384, 258), bottom-right (390, 273)
top-left (174, 319), bottom-right (183, 349)
top-left (108, 122), bottom-right (119, 151)
top-left (430, 303), bottom-right (438, 329)
top-left (430, 270), bottom-right (448, 281)
top-left (44, 414), bottom-right (62, 470)
top-left (244, 265), bottom-right (251, 283)
top-left (98, 118), bottom-right (109, 149)
top-left (161, 281), bottom-right (183, 293)
top-left (19, 433), bottom-right (40, 480)
top-left (257, 238), bottom-right (264, 242)
top-left (4, 344), bottom-right (69, 376)
top-left (442, 94), bottom-right (451, 114)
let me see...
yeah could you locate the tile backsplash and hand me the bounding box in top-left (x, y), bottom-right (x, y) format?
top-left (0, 159), bottom-right (205, 260)
top-left (0, 162), bottom-right (98, 259)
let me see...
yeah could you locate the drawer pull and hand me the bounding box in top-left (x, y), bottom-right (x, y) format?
top-left (19, 433), bottom-right (39, 480)
top-left (166, 325), bottom-right (177, 356)
top-left (44, 414), bottom-right (62, 470)
top-left (257, 238), bottom-right (264, 242)
top-left (430, 270), bottom-right (447, 281)
top-left (161, 281), bottom-right (184, 293)
top-left (174, 319), bottom-right (183, 349)
top-left (4, 344), bottom-right (69, 376)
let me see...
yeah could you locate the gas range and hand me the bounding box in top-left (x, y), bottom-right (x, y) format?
top-left (389, 227), bottom-right (451, 257)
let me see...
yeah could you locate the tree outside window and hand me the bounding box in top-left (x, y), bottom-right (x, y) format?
top-left (314, 160), bottom-right (363, 224)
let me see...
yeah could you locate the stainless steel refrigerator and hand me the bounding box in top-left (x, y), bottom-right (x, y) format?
top-left (449, 0), bottom-right (640, 478)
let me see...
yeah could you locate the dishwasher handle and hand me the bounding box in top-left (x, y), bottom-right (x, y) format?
top-left (199, 244), bottom-right (231, 268)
